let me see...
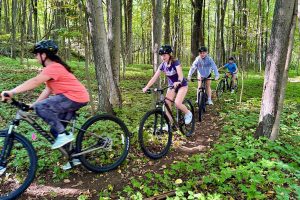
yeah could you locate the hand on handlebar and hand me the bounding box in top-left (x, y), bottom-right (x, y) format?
top-left (1, 91), bottom-right (13, 101)
top-left (142, 87), bottom-right (149, 93)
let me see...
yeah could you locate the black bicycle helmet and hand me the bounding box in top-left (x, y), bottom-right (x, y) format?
top-left (158, 45), bottom-right (173, 55)
top-left (32, 39), bottom-right (59, 54)
top-left (228, 56), bottom-right (235, 61)
top-left (198, 46), bottom-right (208, 52)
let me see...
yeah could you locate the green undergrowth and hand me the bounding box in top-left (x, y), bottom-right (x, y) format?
top-left (0, 57), bottom-right (299, 198)
top-left (112, 99), bottom-right (299, 199)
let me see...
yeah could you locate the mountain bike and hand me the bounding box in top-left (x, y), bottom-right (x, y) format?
top-left (216, 72), bottom-right (239, 98)
top-left (0, 95), bottom-right (130, 200)
top-left (190, 77), bottom-right (214, 122)
top-left (139, 86), bottom-right (195, 159)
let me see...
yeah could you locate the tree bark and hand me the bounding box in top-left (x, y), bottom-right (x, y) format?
top-left (107, 0), bottom-right (122, 107)
top-left (255, 0), bottom-right (297, 139)
top-left (0, 0), bottom-right (2, 33)
top-left (20, 0), bottom-right (27, 64)
top-left (191, 0), bottom-right (204, 61)
top-left (152, 0), bottom-right (163, 72)
top-left (164, 0), bottom-right (171, 45)
top-left (11, 0), bottom-right (17, 59)
top-left (125, 0), bottom-right (133, 64)
top-left (32, 0), bottom-right (38, 42)
top-left (270, 0), bottom-right (297, 140)
top-left (4, 0), bottom-right (9, 34)
top-left (86, 0), bottom-right (114, 113)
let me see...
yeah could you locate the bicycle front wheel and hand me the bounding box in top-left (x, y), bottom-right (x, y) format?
top-left (0, 131), bottom-right (37, 200)
top-left (76, 114), bottom-right (130, 173)
top-left (197, 92), bottom-right (205, 122)
top-left (216, 80), bottom-right (225, 98)
top-left (138, 109), bottom-right (172, 159)
top-left (178, 99), bottom-right (195, 137)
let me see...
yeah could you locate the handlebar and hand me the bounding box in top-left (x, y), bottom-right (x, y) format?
top-left (145, 86), bottom-right (174, 94)
top-left (190, 78), bottom-right (214, 82)
top-left (2, 93), bottom-right (33, 111)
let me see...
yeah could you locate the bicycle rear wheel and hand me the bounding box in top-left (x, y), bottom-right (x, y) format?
top-left (76, 114), bottom-right (130, 173)
top-left (0, 131), bottom-right (37, 200)
top-left (216, 80), bottom-right (225, 98)
top-left (178, 99), bottom-right (195, 137)
top-left (138, 109), bottom-right (172, 159)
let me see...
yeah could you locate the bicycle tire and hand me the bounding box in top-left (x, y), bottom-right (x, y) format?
top-left (197, 92), bottom-right (204, 122)
top-left (216, 80), bottom-right (225, 98)
top-left (0, 131), bottom-right (37, 200)
top-left (178, 99), bottom-right (195, 137)
top-left (138, 108), bottom-right (172, 159)
top-left (76, 114), bottom-right (130, 173)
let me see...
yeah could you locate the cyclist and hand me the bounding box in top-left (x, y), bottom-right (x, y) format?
top-left (219, 56), bottom-right (238, 93)
top-left (142, 45), bottom-right (193, 126)
top-left (187, 46), bottom-right (219, 105)
top-left (1, 40), bottom-right (90, 152)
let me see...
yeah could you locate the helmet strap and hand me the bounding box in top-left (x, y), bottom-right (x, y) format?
top-left (39, 53), bottom-right (47, 67)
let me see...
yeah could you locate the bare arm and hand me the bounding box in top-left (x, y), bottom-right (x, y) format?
top-left (143, 69), bottom-right (161, 92)
top-left (1, 74), bottom-right (51, 100)
top-left (32, 86), bottom-right (52, 106)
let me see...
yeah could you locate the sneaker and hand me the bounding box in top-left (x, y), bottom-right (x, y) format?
top-left (156, 124), bottom-right (169, 132)
top-left (51, 133), bottom-right (74, 149)
top-left (231, 89), bottom-right (234, 93)
top-left (206, 99), bottom-right (213, 105)
top-left (0, 166), bottom-right (6, 175)
top-left (62, 158), bottom-right (81, 170)
top-left (184, 111), bottom-right (193, 124)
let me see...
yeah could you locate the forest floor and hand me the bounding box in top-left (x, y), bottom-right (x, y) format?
top-left (20, 104), bottom-right (222, 200)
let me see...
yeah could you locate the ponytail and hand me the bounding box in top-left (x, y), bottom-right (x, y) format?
top-left (46, 53), bottom-right (72, 73)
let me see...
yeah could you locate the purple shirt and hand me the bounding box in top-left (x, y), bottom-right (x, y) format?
top-left (159, 60), bottom-right (187, 86)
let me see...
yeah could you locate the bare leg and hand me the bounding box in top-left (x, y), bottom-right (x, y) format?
top-left (174, 86), bottom-right (189, 114)
top-left (206, 80), bottom-right (212, 99)
top-left (165, 89), bottom-right (176, 123)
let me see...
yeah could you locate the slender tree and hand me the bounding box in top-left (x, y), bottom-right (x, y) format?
top-left (191, 0), bottom-right (204, 61)
top-left (11, 0), bottom-right (17, 59)
top-left (255, 0), bottom-right (297, 139)
top-left (86, 0), bottom-right (114, 112)
top-left (164, 0), bottom-right (171, 45)
top-left (152, 0), bottom-right (163, 72)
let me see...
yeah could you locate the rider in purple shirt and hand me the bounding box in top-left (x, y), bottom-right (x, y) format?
top-left (143, 45), bottom-right (192, 125)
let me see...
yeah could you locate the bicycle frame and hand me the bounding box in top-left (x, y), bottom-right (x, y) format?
top-left (154, 88), bottom-right (181, 128)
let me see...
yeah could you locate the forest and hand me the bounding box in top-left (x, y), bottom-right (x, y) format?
top-left (0, 0), bottom-right (299, 199)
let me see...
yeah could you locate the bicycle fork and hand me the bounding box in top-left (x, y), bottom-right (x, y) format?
top-left (0, 124), bottom-right (16, 174)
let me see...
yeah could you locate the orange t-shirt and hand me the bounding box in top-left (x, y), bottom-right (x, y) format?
top-left (41, 63), bottom-right (90, 103)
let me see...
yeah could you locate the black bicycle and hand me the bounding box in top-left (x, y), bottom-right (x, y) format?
top-left (139, 86), bottom-right (195, 160)
top-left (0, 95), bottom-right (130, 200)
top-left (191, 77), bottom-right (214, 122)
top-left (216, 72), bottom-right (239, 98)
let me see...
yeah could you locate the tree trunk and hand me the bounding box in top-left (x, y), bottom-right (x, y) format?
top-left (32, 0), bottom-right (38, 42)
top-left (232, 0), bottom-right (236, 54)
top-left (11, 0), bottom-right (17, 59)
top-left (191, 0), bottom-right (204, 61)
top-left (164, 0), bottom-right (171, 45)
top-left (28, 1), bottom-right (33, 41)
top-left (107, 0), bottom-right (122, 107)
top-left (86, 0), bottom-right (114, 113)
top-left (0, 0), bottom-right (2, 33)
top-left (20, 0), bottom-right (27, 64)
top-left (255, 0), bottom-right (297, 139)
top-left (270, 0), bottom-right (297, 140)
top-left (4, 0), bottom-right (9, 34)
top-left (220, 0), bottom-right (228, 64)
top-left (87, 0), bottom-right (120, 113)
top-left (125, 0), bottom-right (133, 64)
top-left (152, 0), bottom-right (163, 72)
top-left (173, 0), bottom-right (180, 58)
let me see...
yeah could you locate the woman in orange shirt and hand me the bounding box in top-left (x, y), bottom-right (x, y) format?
top-left (1, 40), bottom-right (90, 152)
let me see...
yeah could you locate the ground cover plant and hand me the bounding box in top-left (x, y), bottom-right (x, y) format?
top-left (0, 56), bottom-right (299, 199)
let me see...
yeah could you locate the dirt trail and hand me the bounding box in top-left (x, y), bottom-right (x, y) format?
top-left (20, 106), bottom-right (222, 200)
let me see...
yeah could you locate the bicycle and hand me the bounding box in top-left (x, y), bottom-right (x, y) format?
top-left (190, 77), bottom-right (214, 122)
top-left (0, 95), bottom-right (130, 200)
top-left (138, 86), bottom-right (195, 160)
top-left (216, 72), bottom-right (239, 98)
